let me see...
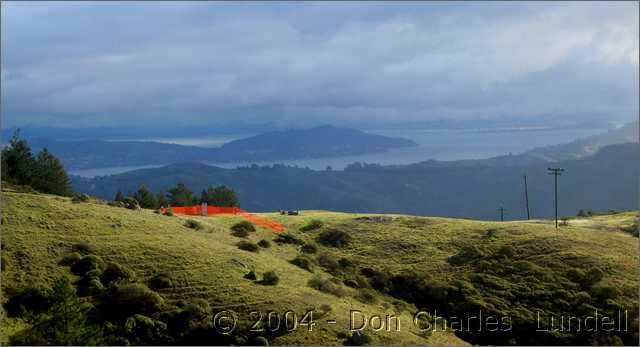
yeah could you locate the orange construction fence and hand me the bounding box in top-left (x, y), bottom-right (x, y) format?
top-left (159, 205), bottom-right (285, 233)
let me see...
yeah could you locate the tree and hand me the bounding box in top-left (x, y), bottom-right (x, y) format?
top-left (133, 185), bottom-right (157, 209)
top-left (156, 191), bottom-right (167, 208)
top-left (167, 183), bottom-right (195, 207)
top-left (31, 148), bottom-right (73, 196)
top-left (200, 185), bottom-right (239, 207)
top-left (114, 191), bottom-right (125, 202)
top-left (1, 130), bottom-right (36, 186)
top-left (10, 277), bottom-right (99, 346)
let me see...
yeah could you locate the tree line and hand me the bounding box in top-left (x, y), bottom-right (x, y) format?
top-left (115, 183), bottom-right (239, 209)
top-left (1, 131), bottom-right (73, 196)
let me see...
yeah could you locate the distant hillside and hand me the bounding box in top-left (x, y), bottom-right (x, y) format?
top-left (409, 121), bottom-right (639, 169)
top-left (27, 125), bottom-right (416, 170)
top-left (73, 143), bottom-right (639, 220)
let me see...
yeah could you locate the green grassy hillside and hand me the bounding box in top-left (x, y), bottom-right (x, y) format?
top-left (1, 191), bottom-right (638, 345)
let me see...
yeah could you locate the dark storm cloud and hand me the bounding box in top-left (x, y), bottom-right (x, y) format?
top-left (1, 1), bottom-right (638, 127)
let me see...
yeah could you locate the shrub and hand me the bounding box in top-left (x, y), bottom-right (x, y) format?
top-left (185, 219), bottom-right (204, 230)
top-left (163, 209), bottom-right (174, 216)
top-left (290, 255), bottom-right (315, 272)
top-left (231, 228), bottom-right (250, 238)
top-left (76, 276), bottom-right (105, 297)
top-left (260, 271), bottom-right (279, 285)
top-left (317, 229), bottom-right (352, 248)
top-left (72, 193), bottom-right (90, 203)
top-left (101, 283), bottom-right (164, 320)
top-left (72, 241), bottom-right (94, 254)
top-left (59, 252), bottom-right (82, 266)
top-left (70, 255), bottom-right (104, 276)
top-left (308, 276), bottom-right (346, 297)
top-left (257, 239), bottom-right (271, 248)
top-left (301, 243), bottom-right (318, 254)
top-left (231, 221), bottom-right (255, 234)
top-left (124, 314), bottom-right (168, 345)
top-left (101, 262), bottom-right (135, 286)
top-left (448, 245), bottom-right (487, 266)
top-left (4, 284), bottom-right (52, 317)
top-left (300, 219), bottom-right (323, 231)
top-left (344, 331), bottom-right (372, 346)
top-left (123, 197), bottom-right (140, 210)
top-left (317, 253), bottom-right (340, 274)
top-left (148, 273), bottom-right (173, 290)
top-left (254, 336), bottom-right (269, 346)
top-left (237, 241), bottom-right (259, 253)
top-left (274, 233), bottom-right (304, 245)
top-left (244, 271), bottom-right (257, 281)
top-left (356, 288), bottom-right (378, 304)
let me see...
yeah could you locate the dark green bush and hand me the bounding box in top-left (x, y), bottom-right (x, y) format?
top-left (71, 255), bottom-right (104, 276)
top-left (122, 197), bottom-right (140, 210)
top-left (184, 219), bottom-right (204, 230)
top-left (317, 229), bottom-right (351, 247)
top-left (72, 193), bottom-right (90, 203)
top-left (244, 271), bottom-right (257, 281)
top-left (344, 331), bottom-right (372, 346)
top-left (231, 228), bottom-right (250, 238)
top-left (237, 241), bottom-right (259, 253)
top-left (59, 252), bottom-right (82, 266)
top-left (290, 255), bottom-right (315, 272)
top-left (448, 245), bottom-right (487, 266)
top-left (163, 209), bottom-right (174, 216)
top-left (4, 284), bottom-right (52, 317)
top-left (148, 273), bottom-right (173, 290)
top-left (308, 276), bottom-right (346, 297)
top-left (254, 336), bottom-right (269, 346)
top-left (101, 262), bottom-right (135, 286)
top-left (76, 276), bottom-right (105, 297)
top-left (123, 314), bottom-right (168, 345)
top-left (300, 219), bottom-right (323, 231)
top-left (257, 239), bottom-right (271, 248)
top-left (101, 283), bottom-right (164, 320)
top-left (301, 243), bottom-right (318, 254)
top-left (72, 241), bottom-right (94, 255)
top-left (317, 253), bottom-right (340, 274)
top-left (274, 233), bottom-right (304, 245)
top-left (231, 221), bottom-right (255, 234)
top-left (356, 288), bottom-right (378, 304)
top-left (260, 271), bottom-right (279, 285)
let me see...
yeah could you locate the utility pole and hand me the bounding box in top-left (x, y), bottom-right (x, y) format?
top-left (547, 168), bottom-right (565, 228)
top-left (523, 175), bottom-right (531, 220)
top-left (499, 205), bottom-right (506, 222)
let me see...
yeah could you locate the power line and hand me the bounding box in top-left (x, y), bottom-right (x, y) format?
top-left (523, 175), bottom-right (530, 219)
top-left (547, 168), bottom-right (565, 228)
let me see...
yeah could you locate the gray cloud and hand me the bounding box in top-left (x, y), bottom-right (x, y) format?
top-left (1, 1), bottom-right (638, 127)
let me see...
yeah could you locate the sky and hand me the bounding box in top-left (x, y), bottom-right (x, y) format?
top-left (1, 1), bottom-right (638, 128)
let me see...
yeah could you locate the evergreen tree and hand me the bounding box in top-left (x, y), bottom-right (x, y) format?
top-left (132, 185), bottom-right (156, 209)
top-left (156, 191), bottom-right (167, 208)
top-left (1, 130), bottom-right (36, 186)
top-left (11, 277), bottom-right (99, 345)
top-left (31, 148), bottom-right (73, 196)
top-left (114, 191), bottom-right (125, 202)
top-left (201, 185), bottom-right (239, 207)
top-left (167, 183), bottom-right (195, 206)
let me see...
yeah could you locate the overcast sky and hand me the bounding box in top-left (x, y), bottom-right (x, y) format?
top-left (1, 1), bottom-right (638, 128)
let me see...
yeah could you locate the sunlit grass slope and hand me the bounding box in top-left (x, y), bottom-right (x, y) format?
top-left (0, 192), bottom-right (463, 345)
top-left (1, 191), bottom-right (638, 345)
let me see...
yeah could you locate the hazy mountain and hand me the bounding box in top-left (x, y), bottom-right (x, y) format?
top-left (25, 126), bottom-right (417, 170)
top-left (73, 142), bottom-right (639, 220)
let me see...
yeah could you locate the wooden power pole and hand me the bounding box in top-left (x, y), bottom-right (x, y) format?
top-left (499, 205), bottom-right (506, 222)
top-left (523, 175), bottom-right (531, 220)
top-left (547, 168), bottom-right (565, 228)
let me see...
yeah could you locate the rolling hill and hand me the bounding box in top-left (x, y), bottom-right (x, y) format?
top-left (73, 143), bottom-right (640, 220)
top-left (1, 191), bottom-right (638, 345)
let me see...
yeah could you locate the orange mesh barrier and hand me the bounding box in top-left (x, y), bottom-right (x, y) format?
top-left (160, 205), bottom-right (284, 233)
